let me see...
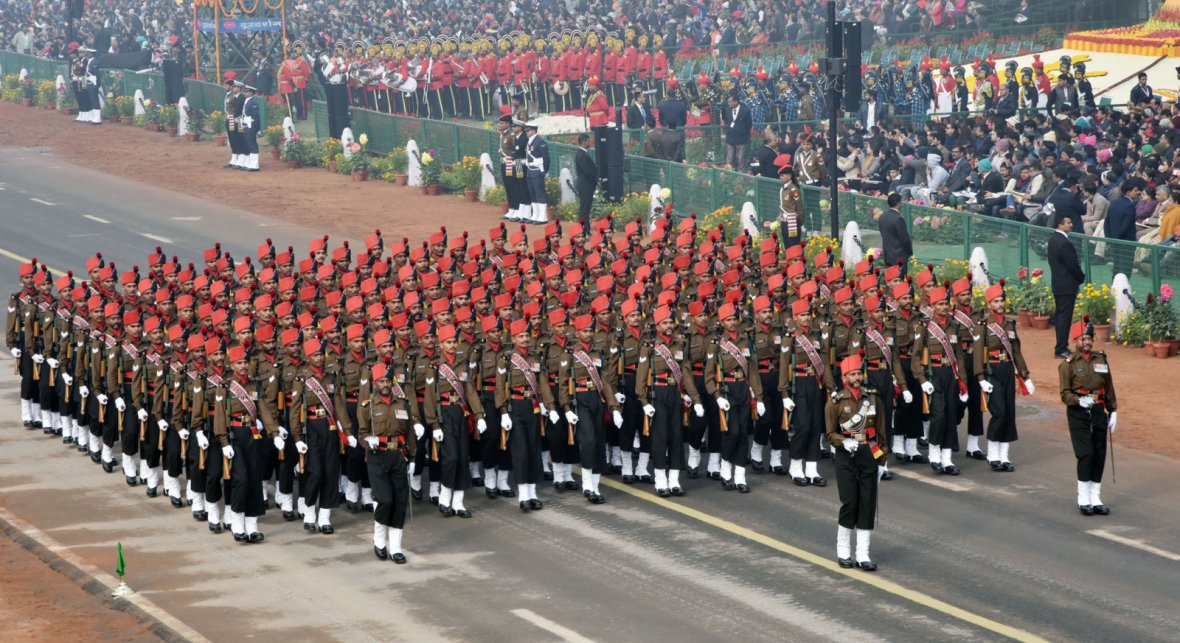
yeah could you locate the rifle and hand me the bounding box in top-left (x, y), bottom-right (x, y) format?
top-left (31, 315), bottom-right (41, 382)
top-left (157, 360), bottom-right (169, 452)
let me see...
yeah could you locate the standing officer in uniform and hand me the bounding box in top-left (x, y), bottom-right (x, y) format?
top-left (223, 73), bottom-right (245, 170)
top-left (1058, 319), bottom-right (1116, 516)
top-left (360, 361), bottom-right (416, 562)
top-left (239, 84), bottom-right (262, 172)
top-left (974, 283), bottom-right (1033, 471)
top-left (523, 122), bottom-right (550, 225)
top-left (826, 354), bottom-right (887, 571)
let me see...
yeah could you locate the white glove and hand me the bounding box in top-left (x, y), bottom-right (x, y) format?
top-left (539, 403), bottom-right (549, 416)
top-left (408, 462), bottom-right (416, 477)
top-left (62, 373), bottom-right (73, 386)
top-left (46, 358), bottom-right (59, 369)
top-left (902, 390), bottom-right (913, 404)
top-left (432, 428), bottom-right (444, 443)
top-left (565, 410), bottom-right (579, 424)
top-left (921, 381), bottom-right (935, 395)
top-left (256, 419), bottom-right (265, 431)
top-left (682, 395), bottom-right (692, 406)
top-left (614, 392), bottom-right (626, 404)
top-left (365, 436), bottom-right (379, 449)
top-left (978, 380), bottom-right (994, 394)
top-left (642, 404), bottom-right (656, 417)
top-left (756, 401), bottom-right (766, 417)
top-left (222, 445), bottom-right (235, 459)
top-left (694, 403), bottom-right (705, 417)
top-left (241, 115), bottom-right (254, 129)
top-left (548, 409), bottom-right (560, 424)
top-left (196, 431), bottom-right (209, 450)
top-left (278, 426), bottom-right (288, 439)
top-left (274, 436), bottom-right (285, 451)
top-left (10, 348), bottom-right (20, 358)
top-left (842, 437), bottom-right (859, 454)
top-left (178, 429), bottom-right (189, 440)
top-left (716, 397), bottom-right (730, 411)
top-left (347, 434), bottom-right (357, 448)
top-left (137, 408), bottom-right (148, 422)
top-left (31, 353), bottom-right (44, 364)
top-left (501, 415), bottom-right (512, 430)
top-left (79, 385), bottom-right (89, 398)
top-left (414, 423), bottom-right (426, 439)
top-left (958, 392), bottom-right (969, 403)
top-left (1078, 395), bottom-right (1095, 409)
top-left (612, 410), bottom-right (624, 428)
top-left (115, 397), bottom-right (126, 412)
top-left (158, 419), bottom-right (168, 431)
top-left (1107, 411), bottom-right (1117, 433)
top-left (97, 393), bottom-right (108, 405)
top-left (1025, 378), bottom-right (1035, 395)
top-left (477, 418), bottom-right (488, 433)
top-left (295, 440), bottom-right (308, 454)
top-left (783, 397), bottom-right (795, 411)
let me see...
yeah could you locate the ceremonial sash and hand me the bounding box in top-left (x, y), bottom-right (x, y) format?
top-left (953, 309), bottom-right (976, 339)
top-left (865, 326), bottom-right (893, 367)
top-left (121, 341), bottom-right (139, 361)
top-left (436, 362), bottom-right (470, 411)
top-left (571, 349), bottom-right (605, 400)
top-left (653, 343), bottom-right (684, 389)
top-left (73, 316), bottom-right (89, 331)
top-left (925, 320), bottom-right (960, 377)
top-left (792, 331), bottom-right (825, 378)
top-left (304, 376), bottom-right (337, 423)
top-left (228, 380), bottom-right (258, 423)
top-left (509, 352), bottom-right (540, 398)
top-left (985, 320), bottom-right (1029, 398)
top-left (718, 338), bottom-right (748, 377)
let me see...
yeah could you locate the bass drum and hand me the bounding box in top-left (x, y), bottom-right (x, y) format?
top-left (398, 76), bottom-right (418, 93)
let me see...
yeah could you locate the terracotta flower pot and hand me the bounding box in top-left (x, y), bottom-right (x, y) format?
top-left (501, 203), bottom-right (510, 214)
top-left (166, 127), bottom-right (177, 137)
top-left (287, 160), bottom-right (302, 169)
top-left (270, 148), bottom-right (282, 160)
top-left (143, 122), bottom-right (157, 131)
top-left (395, 173), bottom-right (408, 186)
top-left (20, 98), bottom-right (31, 107)
top-left (421, 185), bottom-right (429, 195)
top-left (464, 188), bottom-right (478, 202)
top-left (1167, 338), bottom-right (1180, 357)
top-left (1145, 341), bottom-right (1170, 358)
top-left (426, 184), bottom-right (441, 195)
top-left (1031, 315), bottom-right (1050, 330)
top-left (215, 134), bottom-right (227, 146)
top-left (327, 161), bottom-right (337, 173)
top-left (45, 101), bottom-right (55, 110)
top-left (185, 132), bottom-right (201, 142)
top-left (120, 115), bottom-right (132, 125)
top-left (1018, 311), bottom-right (1033, 328)
top-left (352, 170), bottom-right (368, 182)
top-left (1092, 323), bottom-right (1112, 344)
top-left (63, 107), bottom-right (76, 115)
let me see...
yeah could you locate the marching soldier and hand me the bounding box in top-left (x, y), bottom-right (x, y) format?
top-left (7, 260), bottom-right (41, 428)
top-left (215, 345), bottom-right (270, 543)
top-left (289, 338), bottom-right (348, 534)
top-left (912, 286), bottom-right (970, 475)
top-left (1058, 318), bottom-right (1116, 516)
top-left (974, 283), bottom-right (1033, 472)
top-left (194, 337), bottom-right (230, 533)
top-left (705, 303), bottom-right (764, 493)
top-left (779, 298), bottom-right (829, 486)
top-left (826, 355), bottom-right (887, 571)
top-left (495, 319), bottom-right (558, 512)
top-left (749, 295), bottom-right (783, 473)
top-left (423, 324), bottom-right (486, 517)
top-left (359, 361), bottom-right (416, 562)
top-left (685, 301), bottom-right (722, 479)
top-left (951, 278), bottom-right (985, 460)
top-left (559, 314), bottom-right (623, 503)
top-left (104, 306), bottom-right (145, 487)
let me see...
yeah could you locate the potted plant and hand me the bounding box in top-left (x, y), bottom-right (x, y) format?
top-left (263, 124), bottom-right (285, 158)
top-left (206, 110), bottom-right (227, 145)
top-left (19, 78), bottom-right (35, 106)
top-left (37, 80), bottom-right (55, 109)
top-left (482, 184), bottom-right (507, 213)
top-left (1074, 282), bottom-right (1114, 343)
top-left (336, 152), bottom-right (356, 176)
top-left (160, 104), bottom-right (180, 136)
top-left (1143, 287), bottom-right (1179, 357)
top-left (184, 106), bottom-right (206, 141)
top-left (143, 98), bottom-right (163, 131)
top-left (115, 95), bottom-right (134, 124)
top-left (1024, 280), bottom-right (1053, 329)
top-left (420, 149), bottom-right (442, 194)
top-left (280, 133), bottom-right (306, 168)
top-left (1010, 267), bottom-right (1038, 327)
top-left (101, 95), bottom-right (120, 121)
top-left (453, 155), bottom-right (482, 201)
top-left (349, 134), bottom-right (371, 181)
top-left (59, 85), bottom-right (77, 115)
top-left (389, 147), bottom-right (409, 185)
top-left (322, 138), bottom-right (342, 172)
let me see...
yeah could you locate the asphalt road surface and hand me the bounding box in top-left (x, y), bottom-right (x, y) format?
top-left (1, 150), bottom-right (1178, 642)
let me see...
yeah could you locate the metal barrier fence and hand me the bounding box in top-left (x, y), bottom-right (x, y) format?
top-left (100, 69), bottom-right (167, 105)
top-left (0, 50), bottom-right (68, 82)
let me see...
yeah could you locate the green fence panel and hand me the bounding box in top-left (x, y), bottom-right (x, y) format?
top-left (422, 120), bottom-right (459, 165)
top-left (313, 100), bottom-right (328, 140)
top-left (0, 51), bottom-right (68, 82)
top-left (666, 163), bottom-right (717, 219)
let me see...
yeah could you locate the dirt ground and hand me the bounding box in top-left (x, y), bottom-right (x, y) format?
top-left (0, 534), bottom-right (158, 641)
top-left (0, 102), bottom-right (503, 242)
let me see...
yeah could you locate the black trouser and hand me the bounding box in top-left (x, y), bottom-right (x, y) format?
top-left (896, 361), bottom-right (923, 439)
top-left (242, 128), bottom-right (259, 155)
top-left (926, 366), bottom-right (960, 450)
top-left (688, 374), bottom-right (721, 453)
top-left (325, 83), bottom-right (349, 139)
top-left (369, 449), bottom-right (410, 528)
top-left (718, 381), bottom-right (752, 466)
top-left (162, 416), bottom-right (184, 478)
top-left (414, 399), bottom-right (440, 484)
top-left (116, 402), bottom-right (137, 457)
top-left (141, 409), bottom-right (161, 469)
top-left (18, 352), bottom-right (34, 401)
top-left (277, 435), bottom-right (298, 495)
top-left (1052, 293), bottom-right (1076, 356)
top-left (228, 424), bottom-right (265, 517)
top-left (834, 446), bottom-right (879, 530)
top-left (866, 369), bottom-right (896, 444)
top-left (1067, 406), bottom-right (1108, 482)
top-left (74, 85), bottom-right (91, 112)
top-left (545, 389), bottom-right (576, 465)
top-left (956, 356), bottom-right (984, 438)
top-left (345, 401), bottom-right (370, 488)
top-left (58, 371), bottom-right (78, 420)
top-left (480, 391), bottom-right (511, 473)
top-left (37, 365), bottom-right (59, 417)
top-left (185, 429), bottom-right (209, 495)
top-left (438, 404), bottom-right (471, 491)
top-left (302, 417), bottom-right (341, 509)
top-left (649, 385), bottom-right (685, 470)
top-left (752, 370), bottom-right (783, 449)
top-left (984, 362), bottom-right (1019, 443)
top-left (619, 373), bottom-right (648, 454)
top-left (578, 182), bottom-right (594, 224)
top-left (574, 392), bottom-right (607, 474)
top-left (508, 398), bottom-right (543, 486)
top-left (788, 376), bottom-right (823, 461)
top-left (226, 127), bottom-right (241, 155)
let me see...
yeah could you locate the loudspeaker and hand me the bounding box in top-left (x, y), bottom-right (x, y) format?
top-left (842, 22), bottom-right (862, 113)
top-left (595, 125), bottom-right (625, 200)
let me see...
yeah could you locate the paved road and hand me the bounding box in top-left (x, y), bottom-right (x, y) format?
top-left (1, 151), bottom-right (1179, 642)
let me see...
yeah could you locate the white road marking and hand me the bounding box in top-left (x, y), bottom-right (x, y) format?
top-left (171, 216), bottom-right (203, 221)
top-left (139, 233), bottom-right (173, 244)
top-left (68, 234), bottom-right (102, 238)
top-left (1088, 529), bottom-right (1180, 561)
top-left (256, 223), bottom-right (277, 227)
top-left (0, 507), bottom-right (210, 642)
top-left (83, 214), bottom-right (111, 224)
top-left (511, 609), bottom-right (595, 643)
top-left (889, 468), bottom-right (974, 492)
top-left (30, 198), bottom-right (55, 206)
